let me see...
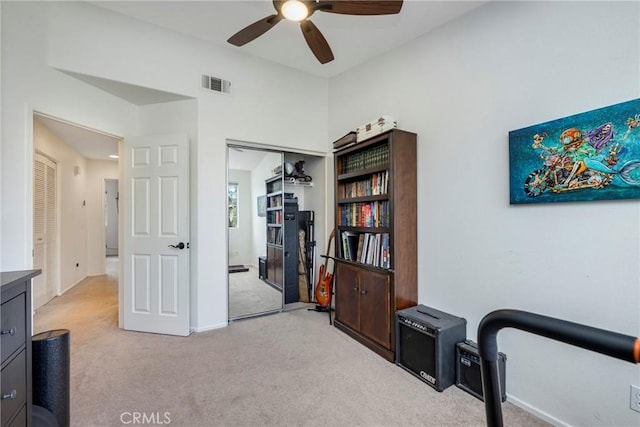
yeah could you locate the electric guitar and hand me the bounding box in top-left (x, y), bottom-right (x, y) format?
top-left (315, 229), bottom-right (335, 308)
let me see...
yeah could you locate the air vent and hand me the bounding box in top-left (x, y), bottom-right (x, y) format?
top-left (202, 75), bottom-right (231, 94)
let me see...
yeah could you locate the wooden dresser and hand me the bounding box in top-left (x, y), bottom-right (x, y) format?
top-left (1, 270), bottom-right (41, 427)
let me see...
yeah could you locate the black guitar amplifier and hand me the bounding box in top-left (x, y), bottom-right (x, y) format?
top-left (396, 305), bottom-right (466, 392)
top-left (455, 340), bottom-right (506, 402)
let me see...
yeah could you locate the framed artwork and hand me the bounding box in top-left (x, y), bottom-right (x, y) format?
top-left (257, 195), bottom-right (266, 217)
top-left (509, 98), bottom-right (640, 204)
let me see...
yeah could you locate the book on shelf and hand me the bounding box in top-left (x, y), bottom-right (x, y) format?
top-left (339, 200), bottom-right (389, 228)
top-left (341, 231), bottom-right (360, 261)
top-left (339, 230), bottom-right (394, 267)
top-left (356, 234), bottom-right (365, 262)
top-left (340, 171), bottom-right (389, 199)
top-left (340, 144), bottom-right (390, 174)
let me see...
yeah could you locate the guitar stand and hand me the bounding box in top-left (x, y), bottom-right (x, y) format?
top-left (308, 305), bottom-right (332, 325)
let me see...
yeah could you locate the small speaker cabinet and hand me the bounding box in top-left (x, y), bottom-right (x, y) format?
top-left (395, 305), bottom-right (466, 392)
top-left (455, 340), bottom-right (507, 402)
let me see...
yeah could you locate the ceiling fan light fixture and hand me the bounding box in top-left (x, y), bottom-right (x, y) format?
top-left (281, 0), bottom-right (309, 21)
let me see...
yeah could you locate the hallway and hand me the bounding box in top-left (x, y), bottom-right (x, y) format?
top-left (34, 257), bottom-right (119, 343)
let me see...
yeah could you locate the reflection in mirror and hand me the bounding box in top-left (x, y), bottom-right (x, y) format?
top-left (227, 145), bottom-right (283, 320)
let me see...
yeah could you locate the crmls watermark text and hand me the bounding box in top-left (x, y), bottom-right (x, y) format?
top-left (120, 412), bottom-right (171, 425)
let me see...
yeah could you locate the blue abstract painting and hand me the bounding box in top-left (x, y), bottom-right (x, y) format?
top-left (509, 98), bottom-right (640, 204)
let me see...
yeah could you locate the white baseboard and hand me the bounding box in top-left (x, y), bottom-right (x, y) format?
top-left (191, 321), bottom-right (228, 333)
top-left (507, 394), bottom-right (568, 426)
top-left (59, 276), bottom-right (88, 296)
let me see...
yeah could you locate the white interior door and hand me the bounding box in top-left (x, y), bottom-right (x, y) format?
top-left (123, 133), bottom-right (190, 336)
top-left (33, 153), bottom-right (58, 309)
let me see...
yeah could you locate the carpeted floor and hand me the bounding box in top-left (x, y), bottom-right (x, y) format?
top-left (33, 263), bottom-right (550, 427)
top-left (228, 266), bottom-right (282, 319)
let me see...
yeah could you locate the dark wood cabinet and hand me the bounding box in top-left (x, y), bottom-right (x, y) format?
top-left (1, 270), bottom-right (41, 427)
top-left (333, 129), bottom-right (417, 362)
top-left (266, 245), bottom-right (283, 287)
top-left (335, 263), bottom-right (391, 349)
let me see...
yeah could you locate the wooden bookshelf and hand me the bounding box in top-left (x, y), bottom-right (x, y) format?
top-left (333, 129), bottom-right (417, 362)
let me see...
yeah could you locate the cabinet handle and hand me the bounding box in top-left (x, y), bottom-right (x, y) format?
top-left (1, 327), bottom-right (16, 336)
top-left (361, 290), bottom-right (368, 295)
top-left (1, 390), bottom-right (16, 400)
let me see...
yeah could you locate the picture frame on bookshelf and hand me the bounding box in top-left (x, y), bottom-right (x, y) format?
top-left (257, 195), bottom-right (266, 217)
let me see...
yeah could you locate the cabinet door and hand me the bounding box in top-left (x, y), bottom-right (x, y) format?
top-left (266, 246), bottom-right (275, 282)
top-left (359, 270), bottom-right (391, 348)
top-left (266, 245), bottom-right (284, 287)
top-left (273, 247), bottom-right (283, 286)
top-left (335, 262), bottom-right (360, 331)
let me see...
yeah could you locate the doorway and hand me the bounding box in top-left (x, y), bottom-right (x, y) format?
top-left (227, 142), bottom-right (327, 321)
top-left (32, 112), bottom-right (121, 311)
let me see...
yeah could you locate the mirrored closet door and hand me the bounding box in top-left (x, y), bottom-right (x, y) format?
top-left (227, 143), bottom-right (325, 321)
top-left (227, 145), bottom-right (283, 320)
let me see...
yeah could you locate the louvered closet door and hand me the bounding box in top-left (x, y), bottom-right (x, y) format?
top-left (33, 153), bottom-right (57, 309)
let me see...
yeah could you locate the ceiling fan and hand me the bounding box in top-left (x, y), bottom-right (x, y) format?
top-left (227, 1), bottom-right (403, 64)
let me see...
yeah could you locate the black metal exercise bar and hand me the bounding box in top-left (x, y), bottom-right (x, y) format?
top-left (477, 309), bottom-right (640, 427)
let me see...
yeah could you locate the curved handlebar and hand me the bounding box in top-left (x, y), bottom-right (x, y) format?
top-left (477, 309), bottom-right (639, 427)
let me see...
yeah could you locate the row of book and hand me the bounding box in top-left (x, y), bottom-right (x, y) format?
top-left (338, 200), bottom-right (389, 228)
top-left (339, 171), bottom-right (389, 199)
top-left (267, 210), bottom-right (282, 225)
top-left (340, 144), bottom-right (390, 175)
top-left (340, 231), bottom-right (390, 269)
top-left (268, 195), bottom-right (282, 208)
top-left (267, 226), bottom-right (283, 245)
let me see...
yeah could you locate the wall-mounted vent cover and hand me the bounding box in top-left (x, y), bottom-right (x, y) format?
top-left (202, 75), bottom-right (231, 94)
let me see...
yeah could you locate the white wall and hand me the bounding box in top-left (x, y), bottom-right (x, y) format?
top-left (34, 119), bottom-right (88, 292)
top-left (329, 2), bottom-right (640, 426)
top-left (228, 169), bottom-right (252, 267)
top-left (1, 2), bottom-right (137, 273)
top-left (86, 159), bottom-right (119, 276)
top-left (1, 2), bottom-right (329, 332)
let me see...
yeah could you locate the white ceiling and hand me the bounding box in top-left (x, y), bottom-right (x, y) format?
top-left (35, 114), bottom-right (121, 161)
top-left (92, 0), bottom-right (488, 78)
top-left (228, 146), bottom-right (273, 171)
top-left (39, 1), bottom-right (487, 160)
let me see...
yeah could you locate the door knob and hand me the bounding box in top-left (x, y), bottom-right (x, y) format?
top-left (1, 327), bottom-right (16, 336)
top-left (168, 242), bottom-right (186, 250)
top-left (1, 390), bottom-right (16, 400)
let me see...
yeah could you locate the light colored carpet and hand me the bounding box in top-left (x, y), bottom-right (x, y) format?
top-left (228, 266), bottom-right (282, 319)
top-left (33, 266), bottom-right (550, 427)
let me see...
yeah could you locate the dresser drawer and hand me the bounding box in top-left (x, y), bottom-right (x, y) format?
top-left (1, 349), bottom-right (27, 426)
top-left (1, 293), bottom-right (26, 363)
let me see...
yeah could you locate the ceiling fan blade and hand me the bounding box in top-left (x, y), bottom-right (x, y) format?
top-left (227, 14), bottom-right (282, 46)
top-left (300, 20), bottom-right (334, 64)
top-left (315, 1), bottom-right (403, 15)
